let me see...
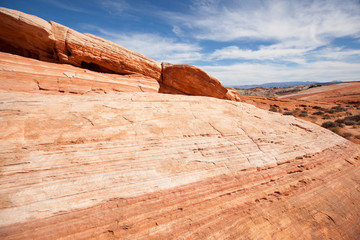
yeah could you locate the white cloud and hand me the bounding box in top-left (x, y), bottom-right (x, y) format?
top-left (112, 33), bottom-right (203, 63)
top-left (210, 45), bottom-right (310, 61)
top-left (202, 61), bottom-right (360, 86)
top-left (170, 0), bottom-right (360, 49)
top-left (42, 0), bottom-right (89, 13)
top-left (165, 0), bottom-right (360, 65)
top-left (83, 26), bottom-right (203, 63)
top-left (99, 0), bottom-right (129, 14)
top-left (312, 47), bottom-right (360, 60)
top-left (172, 26), bottom-right (184, 37)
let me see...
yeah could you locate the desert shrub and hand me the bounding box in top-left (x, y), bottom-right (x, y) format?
top-left (344, 120), bottom-right (356, 126)
top-left (344, 114), bottom-right (360, 122)
top-left (312, 106), bottom-right (322, 109)
top-left (331, 105), bottom-right (346, 112)
top-left (355, 135), bottom-right (360, 139)
top-left (322, 114), bottom-right (331, 119)
top-left (313, 111), bottom-right (324, 115)
top-left (322, 121), bottom-right (336, 129)
top-left (325, 109), bottom-right (334, 114)
top-left (335, 119), bottom-right (344, 124)
top-left (300, 104), bottom-right (307, 107)
top-left (283, 111), bottom-right (293, 116)
top-left (299, 111), bottom-right (308, 117)
top-left (342, 132), bottom-right (353, 138)
top-left (284, 107), bottom-right (289, 111)
top-left (269, 105), bottom-right (278, 112)
top-left (269, 105), bottom-right (282, 112)
top-left (330, 128), bottom-right (340, 134)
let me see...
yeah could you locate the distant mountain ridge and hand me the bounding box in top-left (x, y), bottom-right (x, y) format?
top-left (231, 80), bottom-right (341, 89)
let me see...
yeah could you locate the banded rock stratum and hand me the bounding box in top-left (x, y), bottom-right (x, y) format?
top-left (0, 7), bottom-right (360, 240)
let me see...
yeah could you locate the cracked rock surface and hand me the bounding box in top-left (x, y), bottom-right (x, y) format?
top-left (1, 89), bottom-right (359, 239)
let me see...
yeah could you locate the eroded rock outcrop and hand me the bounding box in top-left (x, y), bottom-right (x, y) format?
top-left (0, 52), bottom-right (160, 94)
top-left (160, 62), bottom-right (234, 100)
top-left (226, 87), bottom-right (242, 101)
top-left (0, 7), bottom-right (161, 80)
top-left (0, 7), bottom-right (240, 101)
top-left (0, 7), bottom-right (56, 62)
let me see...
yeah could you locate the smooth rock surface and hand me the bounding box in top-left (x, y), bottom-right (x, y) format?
top-left (0, 90), bottom-right (359, 239)
top-left (0, 7), bottom-right (56, 62)
top-left (0, 7), bottom-right (161, 80)
top-left (0, 52), bottom-right (160, 94)
top-left (161, 62), bottom-right (233, 100)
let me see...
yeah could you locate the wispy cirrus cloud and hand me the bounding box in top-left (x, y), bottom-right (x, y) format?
top-left (312, 47), bottom-right (360, 61)
top-left (202, 61), bottom-right (360, 86)
top-left (210, 45), bottom-right (310, 62)
top-left (165, 0), bottom-right (360, 66)
top-left (159, 0), bottom-right (360, 85)
top-left (110, 33), bottom-right (203, 63)
top-left (170, 0), bottom-right (360, 46)
top-left (41, 0), bottom-right (89, 13)
top-left (82, 25), bottom-right (203, 64)
top-left (99, 0), bottom-right (129, 14)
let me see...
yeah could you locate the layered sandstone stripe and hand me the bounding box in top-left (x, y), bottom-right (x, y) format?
top-left (0, 52), bottom-right (159, 93)
top-left (160, 62), bottom-right (239, 101)
top-left (0, 91), bottom-right (359, 239)
top-left (160, 62), bottom-right (228, 98)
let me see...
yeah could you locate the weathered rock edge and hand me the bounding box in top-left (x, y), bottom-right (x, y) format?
top-left (0, 52), bottom-right (160, 94)
top-left (0, 7), bottom-right (161, 80)
top-left (160, 62), bottom-right (237, 100)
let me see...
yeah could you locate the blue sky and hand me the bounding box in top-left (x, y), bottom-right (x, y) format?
top-left (1, 0), bottom-right (360, 86)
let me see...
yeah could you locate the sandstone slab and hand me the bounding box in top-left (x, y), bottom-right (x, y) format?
top-left (161, 62), bottom-right (232, 100)
top-left (0, 7), bottom-right (161, 80)
top-left (0, 90), bottom-right (359, 239)
top-left (0, 52), bottom-right (160, 94)
top-left (0, 7), bottom-right (56, 62)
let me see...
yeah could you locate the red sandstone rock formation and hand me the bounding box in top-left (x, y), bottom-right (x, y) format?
top-left (0, 52), bottom-right (159, 94)
top-left (160, 62), bottom-right (234, 100)
top-left (0, 7), bottom-right (161, 80)
top-left (0, 7), bottom-right (360, 240)
top-left (226, 87), bottom-right (242, 101)
top-left (0, 7), bottom-right (239, 101)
